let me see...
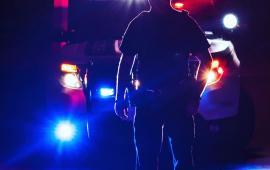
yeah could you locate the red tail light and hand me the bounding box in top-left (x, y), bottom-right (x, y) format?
top-left (206, 60), bottom-right (224, 86)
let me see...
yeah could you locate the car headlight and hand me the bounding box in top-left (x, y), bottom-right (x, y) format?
top-left (59, 63), bottom-right (82, 89)
top-left (60, 73), bottom-right (82, 89)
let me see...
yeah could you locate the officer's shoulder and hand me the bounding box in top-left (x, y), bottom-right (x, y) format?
top-left (176, 10), bottom-right (199, 25)
top-left (181, 10), bottom-right (190, 16)
top-left (128, 10), bottom-right (148, 25)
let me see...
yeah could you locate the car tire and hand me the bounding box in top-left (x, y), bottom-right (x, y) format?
top-left (194, 85), bottom-right (255, 167)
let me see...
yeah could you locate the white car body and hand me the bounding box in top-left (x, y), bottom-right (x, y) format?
top-left (199, 38), bottom-right (241, 120)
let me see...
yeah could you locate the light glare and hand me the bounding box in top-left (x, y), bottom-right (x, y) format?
top-left (100, 88), bottom-right (114, 97)
top-left (54, 121), bottom-right (76, 142)
top-left (223, 14), bottom-right (238, 29)
top-left (62, 73), bottom-right (82, 89)
top-left (207, 71), bottom-right (217, 84)
top-left (218, 67), bottom-right (224, 74)
top-left (133, 80), bottom-right (140, 90)
top-left (174, 2), bottom-right (184, 9)
top-left (212, 60), bottom-right (219, 68)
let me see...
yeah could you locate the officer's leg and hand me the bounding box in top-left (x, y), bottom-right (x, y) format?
top-left (133, 92), bottom-right (163, 170)
top-left (166, 112), bottom-right (195, 170)
top-left (159, 127), bottom-right (174, 170)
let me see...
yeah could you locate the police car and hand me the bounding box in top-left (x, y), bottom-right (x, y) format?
top-left (54, 31), bottom-right (254, 142)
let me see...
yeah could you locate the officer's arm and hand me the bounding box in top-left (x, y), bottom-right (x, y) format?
top-left (184, 12), bottom-right (213, 95)
top-left (115, 53), bottom-right (135, 102)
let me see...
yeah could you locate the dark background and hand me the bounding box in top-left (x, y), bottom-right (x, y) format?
top-left (1, 0), bottom-right (270, 168)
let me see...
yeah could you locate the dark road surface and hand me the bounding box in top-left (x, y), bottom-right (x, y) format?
top-left (0, 105), bottom-right (135, 170)
top-left (1, 105), bottom-right (270, 170)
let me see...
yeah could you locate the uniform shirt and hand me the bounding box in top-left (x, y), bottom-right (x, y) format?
top-left (120, 10), bottom-right (210, 89)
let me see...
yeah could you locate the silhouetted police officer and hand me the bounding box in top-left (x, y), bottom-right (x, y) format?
top-left (114, 0), bottom-right (212, 169)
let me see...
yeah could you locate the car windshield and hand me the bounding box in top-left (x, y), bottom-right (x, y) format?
top-left (69, 0), bottom-right (148, 41)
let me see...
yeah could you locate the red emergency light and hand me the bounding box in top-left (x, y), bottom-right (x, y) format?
top-left (173, 2), bottom-right (184, 10)
top-left (54, 0), bottom-right (68, 8)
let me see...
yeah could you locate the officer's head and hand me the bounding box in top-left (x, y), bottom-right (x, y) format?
top-left (148, 0), bottom-right (174, 12)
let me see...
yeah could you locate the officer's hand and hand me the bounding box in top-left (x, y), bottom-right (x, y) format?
top-left (114, 101), bottom-right (128, 121)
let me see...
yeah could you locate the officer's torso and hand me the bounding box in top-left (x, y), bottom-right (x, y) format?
top-left (135, 11), bottom-right (192, 88)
